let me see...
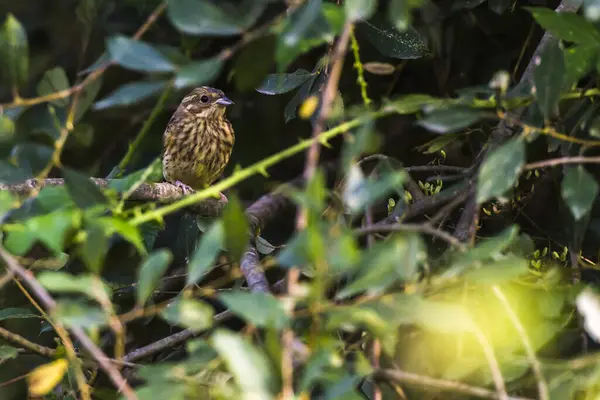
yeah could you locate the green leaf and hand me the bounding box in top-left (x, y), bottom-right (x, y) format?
top-left (0, 345), bottom-right (18, 362)
top-left (234, 35), bottom-right (276, 92)
top-left (222, 194), bottom-right (249, 262)
top-left (161, 298), bottom-right (214, 331)
top-left (358, 14), bottom-right (428, 59)
top-left (24, 210), bottom-right (80, 256)
top-left (187, 221), bottom-right (223, 286)
top-left (564, 44), bottom-right (598, 87)
top-left (219, 291), bottom-right (288, 330)
top-left (388, 94), bottom-right (442, 114)
top-left (343, 164), bottom-right (405, 214)
top-left (281, 0), bottom-right (323, 47)
top-left (0, 115), bottom-right (15, 142)
top-left (417, 107), bottom-right (488, 134)
top-left (337, 233), bottom-right (423, 299)
top-left (0, 14), bottom-right (29, 87)
top-left (93, 81), bottom-right (166, 110)
top-left (53, 300), bottom-right (108, 329)
top-left (137, 249), bottom-right (172, 306)
top-left (562, 166), bottom-right (599, 220)
top-left (107, 35), bottom-right (175, 73)
top-left (38, 272), bottom-right (111, 303)
top-left (210, 329), bottom-right (276, 400)
top-left (36, 67), bottom-right (70, 107)
top-left (256, 69), bottom-right (313, 95)
top-left (96, 217), bottom-right (146, 254)
top-left (79, 224), bottom-right (108, 273)
top-left (62, 167), bottom-right (108, 209)
top-left (389, 0), bottom-right (411, 31)
top-left (0, 308), bottom-right (37, 322)
top-left (476, 138), bottom-right (525, 204)
top-left (533, 40), bottom-right (565, 119)
top-left (488, 0), bottom-right (511, 14)
top-left (345, 0), bottom-right (377, 21)
top-left (174, 58), bottom-right (223, 89)
top-left (412, 299), bottom-right (475, 333)
top-left (74, 76), bottom-right (102, 122)
top-left (526, 7), bottom-right (600, 44)
top-left (284, 74), bottom-right (317, 122)
top-left (167, 0), bottom-right (241, 36)
top-left (463, 255), bottom-right (528, 283)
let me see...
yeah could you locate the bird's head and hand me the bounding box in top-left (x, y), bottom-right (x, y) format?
top-left (180, 86), bottom-right (234, 118)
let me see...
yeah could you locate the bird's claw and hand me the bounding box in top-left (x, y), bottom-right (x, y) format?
top-left (174, 181), bottom-right (194, 195)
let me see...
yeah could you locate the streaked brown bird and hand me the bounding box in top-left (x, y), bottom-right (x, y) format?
top-left (162, 86), bottom-right (235, 194)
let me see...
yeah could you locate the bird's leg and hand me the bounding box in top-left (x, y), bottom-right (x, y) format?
top-left (174, 180), bottom-right (194, 195)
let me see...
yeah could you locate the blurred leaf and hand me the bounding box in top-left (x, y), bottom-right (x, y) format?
top-left (345, 0), bottom-right (377, 21)
top-left (211, 329), bottom-right (276, 400)
top-left (3, 229), bottom-right (36, 256)
top-left (0, 308), bottom-right (37, 321)
top-left (415, 132), bottom-right (461, 154)
top-left (79, 224), bottom-right (108, 273)
top-left (256, 69), bottom-right (314, 95)
top-left (488, 0), bottom-right (511, 14)
top-left (284, 74), bottom-right (317, 122)
top-left (476, 138), bottom-right (525, 204)
top-left (174, 58), bottom-right (223, 89)
top-left (53, 300), bottom-right (108, 328)
top-left (38, 271), bottom-right (111, 303)
top-left (27, 359), bottom-right (69, 397)
top-left (564, 45), bottom-right (598, 87)
top-left (341, 118), bottom-right (379, 169)
top-left (107, 35), bottom-right (175, 73)
top-left (36, 67), bottom-right (70, 107)
top-left (222, 194), bottom-right (249, 262)
top-left (24, 210), bottom-right (80, 255)
top-left (451, 0), bottom-right (486, 10)
top-left (0, 14), bottom-right (28, 87)
top-left (358, 14), bottom-right (428, 59)
top-left (337, 233), bottom-right (423, 299)
top-left (74, 76), bottom-right (102, 122)
top-left (585, 0), bottom-right (600, 21)
top-left (388, 94), bottom-right (441, 114)
top-left (62, 167), bottom-right (108, 209)
top-left (167, 0), bottom-right (242, 36)
top-left (12, 143), bottom-right (53, 177)
top-left (137, 249), bottom-right (173, 306)
top-left (281, 0), bottom-right (323, 47)
top-left (0, 115), bottom-right (15, 142)
top-left (0, 191), bottom-right (16, 217)
top-left (526, 7), bottom-right (600, 44)
top-left (97, 217), bottom-right (146, 254)
top-left (255, 236), bottom-right (276, 255)
top-left (562, 166), bottom-right (599, 220)
top-left (363, 62), bottom-right (396, 75)
top-left (220, 291), bottom-right (288, 329)
top-left (343, 164), bottom-right (405, 213)
top-left (35, 186), bottom-right (75, 212)
top-left (327, 230), bottom-right (362, 273)
top-left (0, 345), bottom-right (18, 362)
top-left (417, 107), bottom-right (488, 134)
top-left (93, 81), bottom-right (166, 110)
top-left (234, 35), bottom-right (276, 92)
top-left (533, 40), bottom-right (565, 119)
top-left (161, 298), bottom-right (214, 331)
top-left (187, 221), bottom-right (223, 286)
top-left (389, 0), bottom-right (410, 31)
top-left (463, 255), bottom-right (528, 283)
top-left (413, 299), bottom-right (475, 333)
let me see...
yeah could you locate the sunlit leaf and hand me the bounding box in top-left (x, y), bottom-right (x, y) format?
top-left (0, 14), bottom-right (29, 87)
top-left (345, 0), bottom-right (377, 21)
top-left (161, 298), bottom-right (214, 331)
top-left (36, 67), bottom-right (70, 107)
top-left (137, 249), bottom-right (173, 306)
top-left (562, 165), bottom-right (599, 220)
top-left (476, 138), bottom-right (525, 204)
top-left (107, 35), bottom-right (175, 73)
top-left (211, 329), bottom-right (276, 400)
top-left (93, 81), bottom-right (166, 110)
top-left (220, 291), bottom-right (288, 330)
top-left (358, 14), bottom-right (428, 59)
top-left (187, 221), bottom-right (223, 286)
top-left (79, 224), bottom-right (108, 273)
top-left (38, 271), bottom-right (111, 303)
top-left (222, 194), bottom-right (249, 262)
top-left (462, 255), bottom-right (528, 283)
top-left (97, 217), bottom-right (146, 254)
top-left (53, 300), bottom-right (108, 328)
top-left (417, 107), bottom-right (489, 134)
top-left (62, 167), bottom-right (108, 209)
top-left (533, 39), bottom-right (565, 120)
top-left (174, 58), bottom-right (223, 89)
top-left (0, 115), bottom-right (15, 142)
top-left (256, 69), bottom-right (313, 95)
top-left (27, 359), bottom-right (69, 397)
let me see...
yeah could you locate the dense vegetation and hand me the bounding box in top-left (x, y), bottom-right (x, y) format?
top-left (2, 0), bottom-right (600, 399)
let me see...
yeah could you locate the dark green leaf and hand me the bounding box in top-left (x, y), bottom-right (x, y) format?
top-left (220, 291), bottom-right (288, 329)
top-left (533, 40), bottom-right (565, 119)
top-left (389, 0), bottom-right (412, 31)
top-left (36, 67), bottom-right (70, 107)
top-left (79, 224), bottom-right (108, 273)
top-left (256, 69), bottom-right (313, 95)
top-left (343, 164), bottom-right (405, 213)
top-left (345, 0), bottom-right (377, 21)
top-left (0, 14), bottom-right (29, 87)
top-left (281, 0), bottom-right (323, 47)
top-left (161, 298), bottom-right (214, 331)
top-left (0, 115), bottom-right (15, 142)
top-left (53, 301), bottom-right (108, 329)
top-left (417, 107), bottom-right (488, 134)
top-left (167, 0), bottom-right (241, 36)
top-left (187, 221), bottom-right (223, 286)
top-left (62, 167), bottom-right (108, 209)
top-left (476, 138), bottom-right (525, 204)
top-left (284, 74), bottom-right (317, 122)
top-left (562, 165), bottom-right (599, 220)
top-left (137, 249), bottom-right (172, 306)
top-left (74, 76), bottom-right (102, 122)
top-left (12, 143), bottom-right (53, 177)
top-left (564, 45), bottom-right (598, 87)
top-left (451, 0), bottom-right (486, 11)
top-left (38, 272), bottom-right (111, 303)
top-left (222, 194), bottom-right (249, 262)
top-left (388, 94), bottom-right (442, 114)
top-left (24, 210), bottom-right (80, 255)
top-left (107, 35), bottom-right (175, 73)
top-left (358, 14), bottom-right (428, 59)
top-left (526, 7), bottom-right (600, 44)
top-left (174, 58), bottom-right (223, 89)
top-left (210, 329), bottom-right (276, 399)
top-left (93, 81), bottom-right (166, 110)
top-left (488, 0), bottom-right (511, 14)
top-left (234, 35), bottom-right (276, 92)
top-left (0, 308), bottom-right (37, 322)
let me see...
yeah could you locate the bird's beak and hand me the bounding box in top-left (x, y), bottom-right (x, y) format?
top-left (215, 96), bottom-right (234, 106)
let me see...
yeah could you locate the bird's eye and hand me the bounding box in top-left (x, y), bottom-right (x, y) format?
top-left (200, 95), bottom-right (209, 103)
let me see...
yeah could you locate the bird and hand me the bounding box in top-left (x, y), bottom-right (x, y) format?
top-left (162, 86), bottom-right (235, 195)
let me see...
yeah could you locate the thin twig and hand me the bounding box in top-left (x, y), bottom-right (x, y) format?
top-left (524, 156), bottom-right (600, 170)
top-left (473, 327), bottom-right (508, 400)
top-left (354, 223), bottom-right (466, 250)
top-left (0, 326), bottom-right (56, 358)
